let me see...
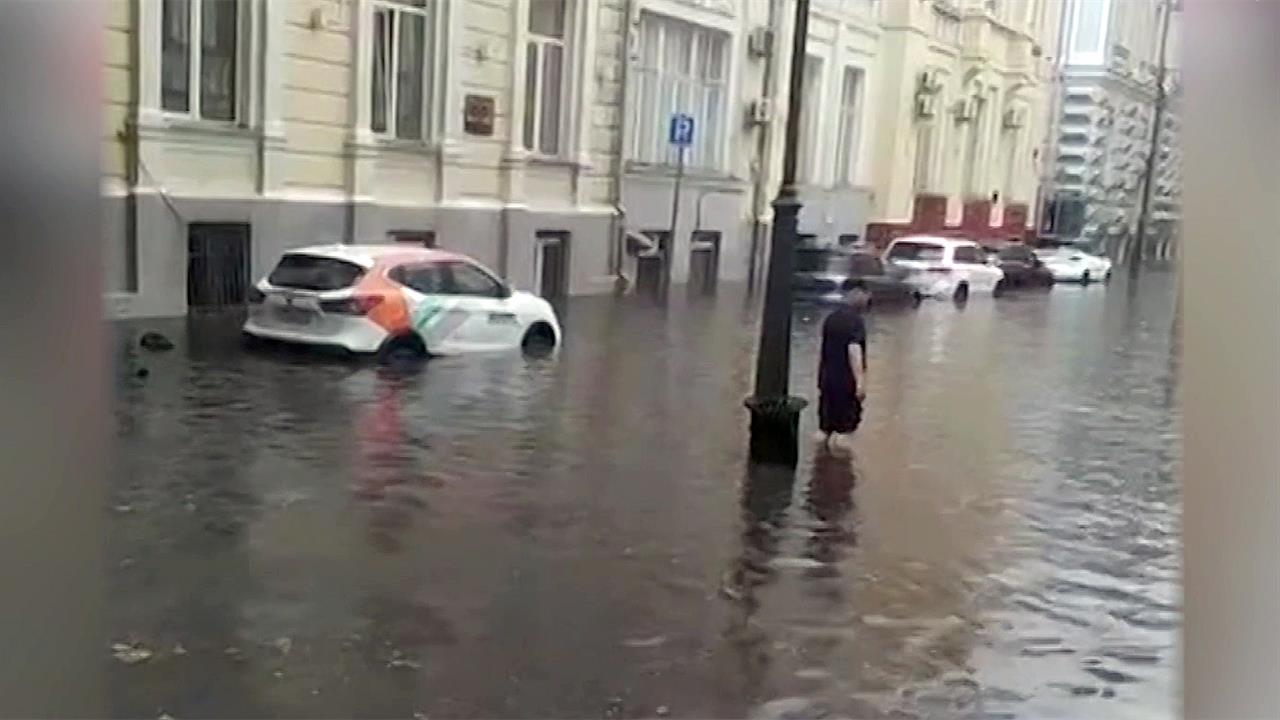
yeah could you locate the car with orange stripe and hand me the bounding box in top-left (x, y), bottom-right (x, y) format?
top-left (243, 245), bottom-right (561, 359)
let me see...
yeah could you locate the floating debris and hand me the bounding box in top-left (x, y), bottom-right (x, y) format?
top-left (139, 331), bottom-right (175, 352)
top-left (622, 635), bottom-right (667, 649)
top-left (171, 642), bottom-right (187, 656)
top-left (273, 637), bottom-right (293, 656)
top-left (386, 650), bottom-right (421, 670)
top-left (111, 642), bottom-right (153, 665)
top-left (656, 705), bottom-right (671, 717)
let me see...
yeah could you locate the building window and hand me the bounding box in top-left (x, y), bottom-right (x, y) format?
top-left (524, 0), bottom-right (568, 156)
top-left (161, 0), bottom-right (241, 121)
top-left (1067, 0), bottom-right (1111, 65)
top-left (371, 0), bottom-right (436, 140)
top-left (795, 55), bottom-right (824, 183)
top-left (631, 12), bottom-right (729, 171)
top-left (834, 67), bottom-right (862, 186)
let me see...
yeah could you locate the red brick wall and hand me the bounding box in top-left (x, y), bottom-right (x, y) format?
top-left (912, 194), bottom-right (948, 231)
top-left (961, 200), bottom-right (993, 231)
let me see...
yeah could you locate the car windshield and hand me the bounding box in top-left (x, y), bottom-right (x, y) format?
top-left (267, 254), bottom-right (366, 291)
top-left (887, 241), bottom-right (945, 262)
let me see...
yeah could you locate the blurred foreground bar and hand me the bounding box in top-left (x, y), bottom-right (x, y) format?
top-left (1182, 0), bottom-right (1280, 716)
top-left (0, 1), bottom-right (105, 715)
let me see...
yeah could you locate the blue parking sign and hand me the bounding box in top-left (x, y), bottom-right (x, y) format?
top-left (669, 113), bottom-right (695, 147)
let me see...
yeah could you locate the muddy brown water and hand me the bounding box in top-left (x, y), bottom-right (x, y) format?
top-left (110, 273), bottom-right (1179, 719)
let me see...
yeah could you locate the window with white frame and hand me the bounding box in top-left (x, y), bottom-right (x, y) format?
top-left (834, 66), bottom-right (862, 185)
top-left (370, 0), bottom-right (436, 140)
top-left (796, 55), bottom-right (824, 183)
top-left (161, 0), bottom-right (242, 121)
top-left (524, 0), bottom-right (569, 156)
top-left (630, 12), bottom-right (728, 171)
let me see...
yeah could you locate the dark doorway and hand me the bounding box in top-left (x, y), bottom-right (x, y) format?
top-left (535, 230), bottom-right (570, 301)
top-left (187, 222), bottom-right (251, 312)
top-left (688, 231), bottom-right (720, 296)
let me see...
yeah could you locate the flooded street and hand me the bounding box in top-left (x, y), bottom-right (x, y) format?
top-left (109, 272), bottom-right (1180, 719)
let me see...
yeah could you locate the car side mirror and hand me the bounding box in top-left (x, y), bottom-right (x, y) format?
top-left (497, 282), bottom-right (513, 299)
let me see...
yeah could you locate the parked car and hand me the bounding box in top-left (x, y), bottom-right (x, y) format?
top-left (988, 244), bottom-right (1055, 290)
top-left (883, 235), bottom-right (1005, 302)
top-left (1034, 247), bottom-right (1114, 284)
top-left (792, 246), bottom-right (921, 307)
top-left (243, 245), bottom-right (561, 359)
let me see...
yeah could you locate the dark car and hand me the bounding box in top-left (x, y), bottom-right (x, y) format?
top-left (792, 246), bottom-right (920, 307)
top-left (989, 244), bottom-right (1055, 290)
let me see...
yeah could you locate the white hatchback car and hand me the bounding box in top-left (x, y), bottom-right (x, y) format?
top-left (243, 244), bottom-right (561, 358)
top-left (1034, 247), bottom-right (1113, 284)
top-left (883, 236), bottom-right (1005, 302)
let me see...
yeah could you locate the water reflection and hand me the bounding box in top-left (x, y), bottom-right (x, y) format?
top-left (109, 273), bottom-right (1180, 718)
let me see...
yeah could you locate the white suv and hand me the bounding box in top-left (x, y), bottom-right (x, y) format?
top-left (883, 235), bottom-right (1005, 302)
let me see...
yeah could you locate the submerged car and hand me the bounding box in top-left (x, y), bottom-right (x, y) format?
top-left (988, 244), bottom-right (1055, 290)
top-left (1035, 247), bottom-right (1113, 284)
top-left (243, 245), bottom-right (561, 358)
top-left (792, 246), bottom-right (920, 307)
top-left (883, 235), bottom-right (1005, 302)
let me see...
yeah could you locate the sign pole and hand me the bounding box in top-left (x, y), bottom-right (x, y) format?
top-left (666, 144), bottom-right (685, 296)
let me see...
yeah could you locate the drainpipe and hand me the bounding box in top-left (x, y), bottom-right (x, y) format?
top-left (122, 0), bottom-right (143, 295)
top-left (609, 0), bottom-right (636, 290)
top-left (748, 0), bottom-right (783, 293)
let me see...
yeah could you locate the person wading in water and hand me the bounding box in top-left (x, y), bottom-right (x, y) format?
top-left (817, 287), bottom-right (869, 450)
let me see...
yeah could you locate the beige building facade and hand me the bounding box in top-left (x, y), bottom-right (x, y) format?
top-left (102, 0), bottom-right (1060, 319)
top-left (865, 0), bottom-right (1062, 245)
top-left (105, 0), bottom-right (629, 319)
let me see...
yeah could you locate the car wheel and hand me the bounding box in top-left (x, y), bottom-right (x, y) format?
top-left (521, 322), bottom-right (557, 357)
top-left (993, 279), bottom-right (1007, 298)
top-left (1081, 270), bottom-right (1092, 285)
top-left (953, 282), bottom-right (970, 304)
top-left (378, 333), bottom-right (427, 366)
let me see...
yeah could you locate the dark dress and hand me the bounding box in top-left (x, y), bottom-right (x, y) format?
top-left (818, 305), bottom-right (867, 434)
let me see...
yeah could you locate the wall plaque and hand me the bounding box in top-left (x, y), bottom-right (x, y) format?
top-left (463, 94), bottom-right (495, 137)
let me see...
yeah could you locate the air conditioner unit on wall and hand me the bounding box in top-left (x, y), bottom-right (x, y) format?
top-left (915, 95), bottom-right (938, 119)
top-left (917, 69), bottom-right (942, 94)
top-left (747, 27), bottom-right (774, 58)
top-left (747, 98), bottom-right (774, 125)
top-left (1003, 107), bottom-right (1027, 129)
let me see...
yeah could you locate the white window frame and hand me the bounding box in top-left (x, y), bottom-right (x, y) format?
top-left (834, 66), bottom-right (863, 186)
top-left (628, 12), bottom-right (730, 173)
top-left (523, 1), bottom-right (571, 157)
top-left (158, 0), bottom-right (250, 124)
top-left (368, 0), bottom-right (439, 142)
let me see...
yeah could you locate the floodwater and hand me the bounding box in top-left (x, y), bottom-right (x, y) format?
top-left (110, 272), bottom-right (1180, 719)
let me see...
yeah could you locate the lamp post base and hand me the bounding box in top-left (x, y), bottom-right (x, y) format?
top-left (745, 395), bottom-right (809, 467)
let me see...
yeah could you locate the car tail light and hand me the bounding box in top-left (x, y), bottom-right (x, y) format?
top-left (248, 287), bottom-right (266, 304)
top-left (320, 295), bottom-right (384, 315)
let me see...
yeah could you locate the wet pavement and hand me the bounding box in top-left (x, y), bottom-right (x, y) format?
top-left (109, 272), bottom-right (1180, 719)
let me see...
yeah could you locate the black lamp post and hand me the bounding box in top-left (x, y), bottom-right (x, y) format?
top-left (745, 0), bottom-right (810, 466)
